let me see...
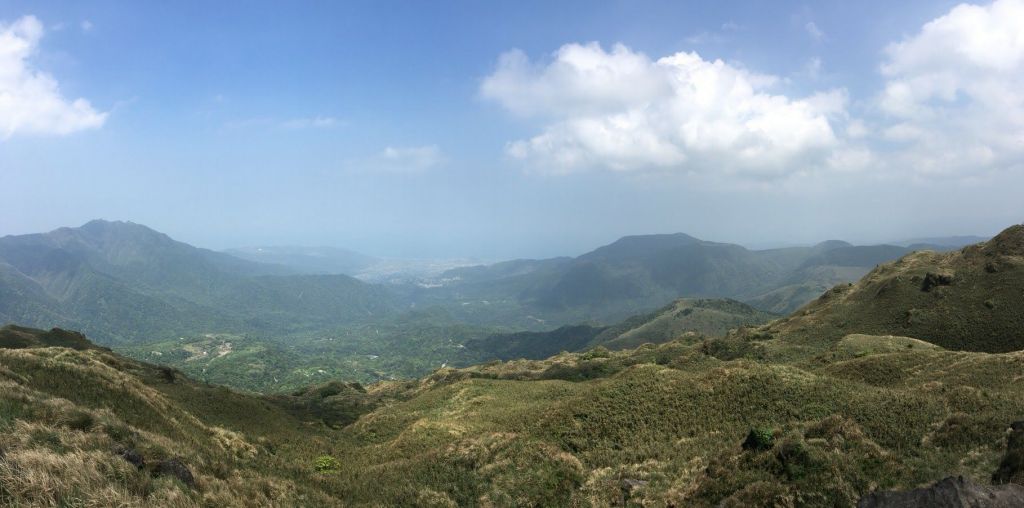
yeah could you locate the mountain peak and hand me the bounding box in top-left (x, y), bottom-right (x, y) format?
top-left (813, 239), bottom-right (853, 251)
top-left (78, 219), bottom-right (162, 237)
top-left (580, 232), bottom-right (704, 261)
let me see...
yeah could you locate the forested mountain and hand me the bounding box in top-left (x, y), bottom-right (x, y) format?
top-left (0, 220), bottom-right (394, 343)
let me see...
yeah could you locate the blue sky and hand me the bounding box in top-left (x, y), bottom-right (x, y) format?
top-left (1, 0), bottom-right (1022, 258)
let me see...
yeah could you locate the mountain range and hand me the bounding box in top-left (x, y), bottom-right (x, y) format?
top-left (0, 219), bottom-right (985, 388)
top-left (0, 225), bottom-right (1020, 506)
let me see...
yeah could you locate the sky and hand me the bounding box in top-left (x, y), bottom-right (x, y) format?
top-left (1, 0), bottom-right (1022, 259)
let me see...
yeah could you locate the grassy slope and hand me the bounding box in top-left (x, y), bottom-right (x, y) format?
top-left (593, 298), bottom-right (776, 350)
top-left (742, 224), bottom-right (1024, 358)
top-left (0, 334), bottom-right (346, 505)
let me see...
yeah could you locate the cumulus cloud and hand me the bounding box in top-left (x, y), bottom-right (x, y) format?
top-left (0, 15), bottom-right (107, 139)
top-left (877, 0), bottom-right (1024, 176)
top-left (481, 42), bottom-right (848, 177)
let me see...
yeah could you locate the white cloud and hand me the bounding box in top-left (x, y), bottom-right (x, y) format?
top-left (281, 116), bottom-right (339, 129)
top-left (481, 42), bottom-right (847, 177)
top-left (80, 20), bottom-right (93, 33)
top-left (361, 145), bottom-right (445, 173)
top-left (0, 15), bottom-right (106, 138)
top-left (877, 0), bottom-right (1024, 176)
top-left (805, 22), bottom-right (825, 41)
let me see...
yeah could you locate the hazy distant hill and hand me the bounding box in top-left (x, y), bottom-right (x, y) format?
top-left (417, 232), bottom-right (960, 325)
top-left (224, 245), bottom-right (377, 275)
top-left (0, 220), bottom-right (394, 343)
top-left (892, 235), bottom-right (990, 248)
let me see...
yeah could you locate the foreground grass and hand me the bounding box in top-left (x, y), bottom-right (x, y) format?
top-left (0, 328), bottom-right (1022, 506)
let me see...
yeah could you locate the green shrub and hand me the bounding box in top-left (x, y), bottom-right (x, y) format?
top-left (63, 410), bottom-right (95, 431)
top-left (314, 455), bottom-right (341, 473)
top-left (581, 346), bottom-right (610, 360)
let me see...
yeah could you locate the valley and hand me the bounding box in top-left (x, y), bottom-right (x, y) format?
top-left (0, 220), bottom-right (978, 391)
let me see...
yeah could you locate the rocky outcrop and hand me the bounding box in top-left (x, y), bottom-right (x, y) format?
top-left (857, 476), bottom-right (1024, 507)
top-left (992, 421), bottom-right (1024, 485)
top-left (114, 446), bottom-right (145, 469)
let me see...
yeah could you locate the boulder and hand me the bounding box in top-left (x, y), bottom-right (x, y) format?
top-left (921, 272), bottom-right (953, 292)
top-left (153, 457), bottom-right (196, 488)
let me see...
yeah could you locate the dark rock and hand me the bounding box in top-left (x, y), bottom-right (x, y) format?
top-left (741, 428), bottom-right (774, 451)
top-left (620, 478), bottom-right (648, 503)
top-left (158, 366), bottom-right (176, 383)
top-left (621, 478), bottom-right (647, 492)
top-left (992, 421), bottom-right (1024, 485)
top-left (153, 457), bottom-right (196, 488)
top-left (114, 446), bottom-right (145, 469)
top-left (858, 476), bottom-right (1024, 507)
top-left (921, 272), bottom-right (953, 292)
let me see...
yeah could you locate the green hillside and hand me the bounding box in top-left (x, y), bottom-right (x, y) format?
top-left (465, 298), bottom-right (776, 362)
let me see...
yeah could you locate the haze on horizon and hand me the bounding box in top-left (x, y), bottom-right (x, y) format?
top-left (1, 0), bottom-right (1022, 259)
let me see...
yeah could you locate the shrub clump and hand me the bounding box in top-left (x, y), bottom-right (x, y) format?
top-left (314, 455), bottom-right (341, 473)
